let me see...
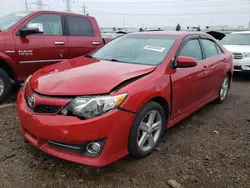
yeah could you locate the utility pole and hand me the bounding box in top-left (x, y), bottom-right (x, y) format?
top-left (25, 0), bottom-right (28, 10)
top-left (123, 17), bottom-right (126, 29)
top-left (36, 0), bottom-right (43, 10)
top-left (65, 0), bottom-right (71, 12)
top-left (81, 4), bottom-right (87, 15)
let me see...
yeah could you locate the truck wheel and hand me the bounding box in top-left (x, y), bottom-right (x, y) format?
top-left (215, 74), bottom-right (230, 104)
top-left (128, 101), bottom-right (165, 159)
top-left (0, 68), bottom-right (12, 104)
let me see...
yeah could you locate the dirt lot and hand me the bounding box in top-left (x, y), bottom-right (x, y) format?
top-left (0, 75), bottom-right (249, 188)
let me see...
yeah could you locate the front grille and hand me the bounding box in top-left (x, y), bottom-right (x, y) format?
top-left (234, 65), bottom-right (242, 70)
top-left (24, 84), bottom-right (62, 114)
top-left (33, 105), bottom-right (62, 114)
top-left (233, 53), bottom-right (243, 59)
top-left (24, 92), bottom-right (29, 105)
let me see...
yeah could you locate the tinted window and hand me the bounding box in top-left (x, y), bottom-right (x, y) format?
top-left (91, 35), bottom-right (178, 65)
top-left (26, 14), bottom-right (62, 36)
top-left (216, 45), bottom-right (223, 54)
top-left (67, 16), bottom-right (95, 36)
top-left (220, 34), bottom-right (250, 45)
top-left (179, 39), bottom-right (203, 61)
top-left (202, 39), bottom-right (218, 58)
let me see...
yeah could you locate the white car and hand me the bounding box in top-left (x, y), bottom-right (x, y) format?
top-left (220, 31), bottom-right (250, 73)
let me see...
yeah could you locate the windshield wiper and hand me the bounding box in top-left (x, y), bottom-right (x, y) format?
top-left (85, 54), bottom-right (93, 58)
top-left (110, 59), bottom-right (119, 62)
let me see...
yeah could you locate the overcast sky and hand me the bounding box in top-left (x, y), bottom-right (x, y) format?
top-left (1, 0), bottom-right (250, 28)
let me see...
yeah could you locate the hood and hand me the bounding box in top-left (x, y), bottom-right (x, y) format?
top-left (30, 56), bottom-right (156, 96)
top-left (223, 45), bottom-right (250, 53)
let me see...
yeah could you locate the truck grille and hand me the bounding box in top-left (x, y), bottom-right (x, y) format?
top-left (233, 53), bottom-right (243, 59)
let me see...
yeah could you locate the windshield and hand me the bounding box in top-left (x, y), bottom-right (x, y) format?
top-left (0, 11), bottom-right (32, 30)
top-left (220, 34), bottom-right (250, 45)
top-left (91, 34), bottom-right (178, 65)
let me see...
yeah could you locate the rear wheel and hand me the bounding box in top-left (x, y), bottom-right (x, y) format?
top-left (0, 68), bottom-right (12, 104)
top-left (128, 101), bottom-right (165, 158)
top-left (215, 74), bottom-right (230, 103)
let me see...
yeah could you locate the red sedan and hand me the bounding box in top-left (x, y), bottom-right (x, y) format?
top-left (17, 32), bottom-right (233, 167)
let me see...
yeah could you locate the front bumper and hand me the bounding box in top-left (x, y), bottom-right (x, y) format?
top-left (17, 89), bottom-right (136, 167)
top-left (233, 58), bottom-right (250, 73)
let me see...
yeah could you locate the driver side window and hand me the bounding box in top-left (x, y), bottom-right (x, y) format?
top-left (24, 14), bottom-right (62, 36)
top-left (179, 39), bottom-right (203, 61)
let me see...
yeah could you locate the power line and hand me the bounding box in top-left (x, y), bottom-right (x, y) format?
top-left (86, 2), bottom-right (250, 8)
top-left (90, 10), bottom-right (250, 16)
top-left (83, 0), bottom-right (248, 4)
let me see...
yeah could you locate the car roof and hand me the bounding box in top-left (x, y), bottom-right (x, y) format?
top-left (29, 10), bottom-right (95, 19)
top-left (130, 31), bottom-right (209, 37)
top-left (230, 31), bottom-right (250, 34)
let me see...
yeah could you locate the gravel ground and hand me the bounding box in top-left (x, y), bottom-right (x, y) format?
top-left (0, 74), bottom-right (249, 188)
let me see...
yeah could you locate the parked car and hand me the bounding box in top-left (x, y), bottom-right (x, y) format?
top-left (17, 31), bottom-right (233, 167)
top-left (220, 31), bottom-right (250, 73)
top-left (0, 10), bottom-right (111, 103)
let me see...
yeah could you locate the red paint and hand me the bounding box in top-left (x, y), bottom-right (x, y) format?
top-left (0, 11), bottom-right (110, 82)
top-left (17, 32), bottom-right (233, 167)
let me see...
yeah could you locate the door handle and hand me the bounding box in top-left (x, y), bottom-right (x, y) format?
top-left (202, 65), bottom-right (208, 71)
top-left (222, 58), bottom-right (227, 62)
top-left (92, 41), bottom-right (100, 45)
top-left (54, 42), bottom-right (65, 45)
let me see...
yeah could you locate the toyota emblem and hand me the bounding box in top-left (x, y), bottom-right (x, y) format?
top-left (27, 97), bottom-right (35, 108)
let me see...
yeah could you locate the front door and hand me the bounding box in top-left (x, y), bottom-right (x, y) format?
top-left (171, 38), bottom-right (205, 119)
top-left (13, 13), bottom-right (69, 79)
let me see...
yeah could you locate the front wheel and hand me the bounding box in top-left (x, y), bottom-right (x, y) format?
top-left (128, 101), bottom-right (165, 158)
top-left (0, 68), bottom-right (12, 104)
top-left (215, 74), bottom-right (230, 103)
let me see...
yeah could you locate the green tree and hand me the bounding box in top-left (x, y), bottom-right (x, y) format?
top-left (176, 23), bottom-right (181, 31)
top-left (197, 26), bottom-right (201, 31)
top-left (113, 26), bottom-right (116, 31)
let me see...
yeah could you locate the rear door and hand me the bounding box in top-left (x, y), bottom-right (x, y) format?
top-left (171, 36), bottom-right (205, 119)
top-left (65, 15), bottom-right (103, 58)
top-left (199, 37), bottom-right (225, 99)
top-left (14, 13), bottom-right (69, 79)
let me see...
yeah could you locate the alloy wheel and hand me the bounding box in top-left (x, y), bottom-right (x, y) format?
top-left (137, 110), bottom-right (162, 151)
top-left (220, 76), bottom-right (229, 101)
top-left (0, 77), bottom-right (4, 96)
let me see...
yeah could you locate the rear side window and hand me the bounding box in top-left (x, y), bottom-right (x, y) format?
top-left (216, 45), bottom-right (223, 54)
top-left (66, 16), bottom-right (95, 36)
top-left (179, 39), bottom-right (203, 61)
top-left (201, 39), bottom-right (218, 58)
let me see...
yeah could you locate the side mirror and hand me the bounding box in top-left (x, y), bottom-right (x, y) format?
top-left (19, 23), bottom-right (44, 36)
top-left (176, 56), bottom-right (198, 68)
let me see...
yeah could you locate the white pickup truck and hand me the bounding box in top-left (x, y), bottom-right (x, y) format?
top-left (220, 31), bottom-right (250, 74)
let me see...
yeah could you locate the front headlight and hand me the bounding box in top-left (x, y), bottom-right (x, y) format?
top-left (60, 93), bottom-right (127, 119)
top-left (243, 52), bottom-right (250, 58)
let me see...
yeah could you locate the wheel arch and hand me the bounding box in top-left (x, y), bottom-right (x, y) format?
top-left (227, 71), bottom-right (232, 89)
top-left (0, 52), bottom-right (17, 81)
top-left (0, 59), bottom-right (15, 80)
top-left (148, 96), bottom-right (170, 120)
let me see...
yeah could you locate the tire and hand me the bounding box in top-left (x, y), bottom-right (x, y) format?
top-left (0, 68), bottom-right (12, 104)
top-left (128, 101), bottom-right (165, 159)
top-left (215, 74), bottom-right (230, 104)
